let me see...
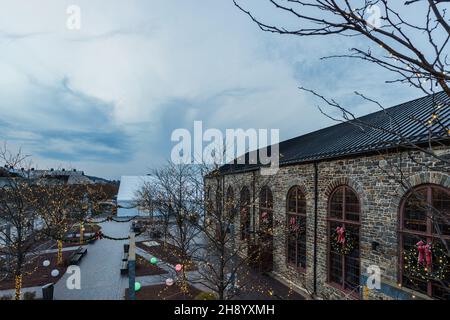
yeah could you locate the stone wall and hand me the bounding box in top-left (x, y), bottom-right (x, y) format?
top-left (205, 147), bottom-right (450, 300)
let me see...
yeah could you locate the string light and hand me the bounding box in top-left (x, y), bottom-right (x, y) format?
top-left (403, 241), bottom-right (449, 283)
top-left (14, 275), bottom-right (22, 300)
top-left (0, 172), bottom-right (117, 299)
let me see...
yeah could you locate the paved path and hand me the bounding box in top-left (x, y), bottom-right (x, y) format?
top-left (54, 220), bottom-right (131, 300)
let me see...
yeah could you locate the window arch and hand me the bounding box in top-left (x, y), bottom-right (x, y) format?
top-left (259, 186), bottom-right (274, 272)
top-left (286, 186), bottom-right (307, 270)
top-left (260, 186), bottom-right (273, 208)
top-left (400, 184), bottom-right (450, 300)
top-left (240, 187), bottom-right (251, 240)
top-left (259, 186), bottom-right (274, 232)
top-left (327, 185), bottom-right (360, 293)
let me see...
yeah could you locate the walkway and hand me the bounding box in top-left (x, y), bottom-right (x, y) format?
top-left (54, 220), bottom-right (131, 300)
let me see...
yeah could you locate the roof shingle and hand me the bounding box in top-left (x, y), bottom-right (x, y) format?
top-left (220, 91), bottom-right (450, 174)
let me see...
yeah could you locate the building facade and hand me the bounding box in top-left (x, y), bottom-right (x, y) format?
top-left (205, 93), bottom-right (450, 300)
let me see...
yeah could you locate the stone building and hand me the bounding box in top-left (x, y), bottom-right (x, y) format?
top-left (205, 92), bottom-right (450, 300)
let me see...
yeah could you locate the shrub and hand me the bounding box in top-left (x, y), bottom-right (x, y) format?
top-left (0, 295), bottom-right (12, 300)
top-left (195, 292), bottom-right (217, 300)
top-left (23, 291), bottom-right (37, 300)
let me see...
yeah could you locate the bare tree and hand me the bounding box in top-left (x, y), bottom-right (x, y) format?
top-left (234, 0), bottom-right (450, 96)
top-left (138, 162), bottom-right (204, 295)
top-left (35, 183), bottom-right (90, 265)
top-left (0, 145), bottom-right (44, 300)
top-left (138, 150), bottom-right (299, 300)
top-left (197, 167), bottom-right (273, 300)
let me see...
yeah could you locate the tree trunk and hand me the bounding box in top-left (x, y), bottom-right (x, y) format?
top-left (80, 224), bottom-right (84, 245)
top-left (57, 240), bottom-right (63, 265)
top-left (14, 274), bottom-right (22, 300)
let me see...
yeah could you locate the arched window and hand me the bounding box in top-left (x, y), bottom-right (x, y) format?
top-left (328, 185), bottom-right (360, 293)
top-left (287, 186), bottom-right (307, 270)
top-left (400, 184), bottom-right (450, 300)
top-left (240, 187), bottom-right (251, 240)
top-left (259, 186), bottom-right (274, 272)
top-left (259, 186), bottom-right (274, 222)
top-left (259, 187), bottom-right (273, 212)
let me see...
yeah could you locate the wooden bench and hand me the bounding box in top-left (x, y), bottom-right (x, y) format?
top-left (69, 252), bottom-right (83, 265)
top-left (78, 247), bottom-right (88, 256)
top-left (69, 246), bottom-right (87, 265)
top-left (120, 261), bottom-right (128, 275)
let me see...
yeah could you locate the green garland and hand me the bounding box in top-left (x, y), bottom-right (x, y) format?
top-left (330, 228), bottom-right (355, 255)
top-left (85, 215), bottom-right (137, 224)
top-left (62, 229), bottom-right (145, 243)
top-left (403, 241), bottom-right (449, 282)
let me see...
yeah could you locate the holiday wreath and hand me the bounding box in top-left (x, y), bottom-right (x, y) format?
top-left (403, 240), bottom-right (449, 281)
top-left (330, 226), bottom-right (356, 255)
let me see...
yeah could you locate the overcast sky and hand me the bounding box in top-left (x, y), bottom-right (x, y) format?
top-left (0, 0), bottom-right (422, 179)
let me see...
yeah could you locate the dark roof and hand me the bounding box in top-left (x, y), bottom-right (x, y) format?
top-left (85, 175), bottom-right (112, 184)
top-left (220, 91), bottom-right (450, 175)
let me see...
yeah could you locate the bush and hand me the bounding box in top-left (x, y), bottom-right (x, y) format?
top-left (0, 295), bottom-right (12, 300)
top-left (23, 291), bottom-right (36, 300)
top-left (195, 292), bottom-right (217, 300)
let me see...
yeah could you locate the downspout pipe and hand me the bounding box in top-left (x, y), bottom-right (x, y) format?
top-left (252, 171), bottom-right (256, 242)
top-left (313, 162), bottom-right (319, 297)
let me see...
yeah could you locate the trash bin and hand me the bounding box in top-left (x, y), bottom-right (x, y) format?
top-left (42, 283), bottom-right (54, 300)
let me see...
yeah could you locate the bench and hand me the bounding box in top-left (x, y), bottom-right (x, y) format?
top-left (69, 253), bottom-right (83, 265)
top-left (150, 230), bottom-right (162, 239)
top-left (78, 247), bottom-right (88, 256)
top-left (122, 252), bottom-right (129, 262)
top-left (120, 261), bottom-right (128, 275)
top-left (69, 246), bottom-right (87, 265)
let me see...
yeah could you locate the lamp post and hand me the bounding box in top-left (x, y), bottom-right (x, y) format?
top-left (128, 232), bottom-right (136, 300)
top-left (230, 222), bottom-right (237, 294)
top-left (80, 222), bottom-right (84, 245)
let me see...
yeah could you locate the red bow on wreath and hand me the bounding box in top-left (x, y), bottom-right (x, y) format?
top-left (416, 241), bottom-right (432, 269)
top-left (336, 226), bottom-right (346, 245)
top-left (261, 211), bottom-right (268, 222)
top-left (289, 217), bottom-right (298, 231)
top-left (416, 241), bottom-right (425, 265)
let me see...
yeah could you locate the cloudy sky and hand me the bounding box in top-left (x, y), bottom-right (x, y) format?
top-left (0, 0), bottom-right (421, 179)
